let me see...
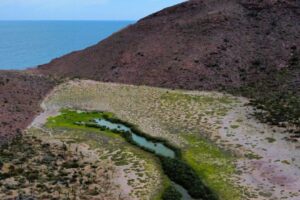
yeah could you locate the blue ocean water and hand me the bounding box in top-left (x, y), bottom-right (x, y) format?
top-left (0, 21), bottom-right (133, 70)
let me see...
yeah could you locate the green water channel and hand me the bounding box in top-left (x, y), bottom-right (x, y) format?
top-left (93, 118), bottom-right (196, 200)
top-left (95, 119), bottom-right (176, 158)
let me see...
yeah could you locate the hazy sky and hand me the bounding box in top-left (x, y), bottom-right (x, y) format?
top-left (0, 0), bottom-right (185, 20)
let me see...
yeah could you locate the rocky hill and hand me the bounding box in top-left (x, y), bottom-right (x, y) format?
top-left (37, 0), bottom-right (299, 90)
top-left (0, 71), bottom-right (56, 144)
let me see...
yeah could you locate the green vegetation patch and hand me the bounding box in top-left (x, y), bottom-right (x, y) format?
top-left (245, 152), bottom-right (262, 160)
top-left (160, 92), bottom-right (234, 119)
top-left (47, 109), bottom-right (112, 129)
top-left (251, 92), bottom-right (300, 129)
top-left (236, 49), bottom-right (300, 132)
top-left (182, 134), bottom-right (242, 200)
top-left (46, 109), bottom-right (221, 199)
top-left (45, 109), bottom-right (166, 200)
top-left (160, 156), bottom-right (217, 199)
top-left (161, 92), bottom-right (233, 105)
top-left (230, 125), bottom-right (239, 129)
top-left (46, 109), bottom-right (124, 140)
top-left (265, 137), bottom-right (276, 143)
top-left (162, 185), bottom-right (182, 200)
top-left (152, 176), bottom-right (172, 200)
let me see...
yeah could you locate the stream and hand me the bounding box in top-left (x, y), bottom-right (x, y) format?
top-left (94, 118), bottom-right (194, 200)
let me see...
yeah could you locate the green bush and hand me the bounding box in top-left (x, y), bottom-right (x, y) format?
top-left (0, 159), bottom-right (3, 169)
top-left (251, 92), bottom-right (300, 129)
top-left (159, 157), bottom-right (217, 200)
top-left (162, 186), bottom-right (182, 200)
top-left (25, 171), bottom-right (39, 182)
top-left (0, 172), bottom-right (11, 180)
top-left (62, 160), bottom-right (80, 169)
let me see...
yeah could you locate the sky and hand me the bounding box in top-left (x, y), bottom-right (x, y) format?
top-left (0, 0), bottom-right (186, 21)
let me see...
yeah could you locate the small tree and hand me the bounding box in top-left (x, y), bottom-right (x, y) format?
top-left (162, 186), bottom-right (182, 200)
top-left (0, 159), bottom-right (3, 169)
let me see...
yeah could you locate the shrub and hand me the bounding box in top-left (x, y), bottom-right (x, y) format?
top-left (62, 160), bottom-right (80, 169)
top-left (251, 92), bottom-right (300, 130)
top-left (26, 171), bottom-right (39, 182)
top-left (0, 159), bottom-right (3, 169)
top-left (162, 186), bottom-right (182, 200)
top-left (0, 172), bottom-right (11, 180)
top-left (159, 157), bottom-right (217, 200)
top-left (85, 122), bottom-right (101, 129)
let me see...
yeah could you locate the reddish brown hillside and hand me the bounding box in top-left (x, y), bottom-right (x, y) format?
top-left (37, 0), bottom-right (300, 92)
top-left (0, 71), bottom-right (56, 145)
top-left (1, 0), bottom-right (298, 144)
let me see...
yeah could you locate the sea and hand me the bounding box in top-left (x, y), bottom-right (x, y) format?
top-left (0, 21), bottom-right (133, 70)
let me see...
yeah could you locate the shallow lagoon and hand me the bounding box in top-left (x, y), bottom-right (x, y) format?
top-left (95, 119), bottom-right (176, 158)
